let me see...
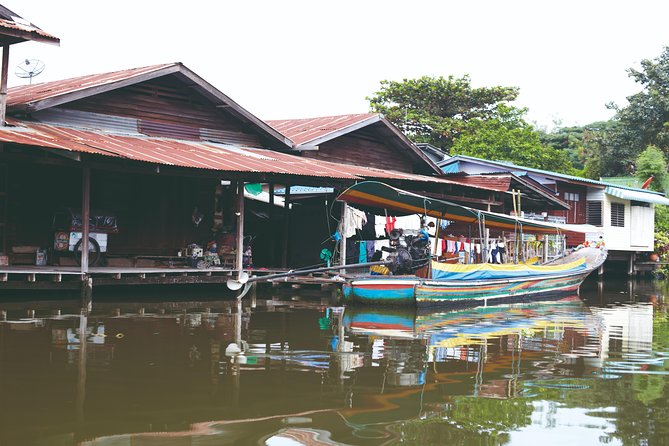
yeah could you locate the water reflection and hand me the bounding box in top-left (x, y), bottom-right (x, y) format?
top-left (0, 281), bottom-right (667, 445)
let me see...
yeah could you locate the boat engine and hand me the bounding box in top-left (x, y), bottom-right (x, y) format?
top-left (384, 228), bottom-right (431, 275)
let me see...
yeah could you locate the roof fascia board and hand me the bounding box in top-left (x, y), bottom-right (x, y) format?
top-left (443, 155), bottom-right (606, 189)
top-left (16, 64), bottom-right (183, 113)
top-left (0, 28), bottom-right (60, 45)
top-left (293, 114), bottom-right (382, 149)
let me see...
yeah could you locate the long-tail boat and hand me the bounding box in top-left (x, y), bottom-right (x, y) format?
top-left (337, 181), bottom-right (606, 307)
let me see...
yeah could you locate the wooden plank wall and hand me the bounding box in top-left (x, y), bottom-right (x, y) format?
top-left (4, 162), bottom-right (230, 257)
top-left (302, 133), bottom-right (413, 173)
top-left (62, 76), bottom-right (261, 146)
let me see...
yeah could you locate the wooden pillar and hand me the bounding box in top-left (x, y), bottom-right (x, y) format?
top-left (628, 252), bottom-right (635, 276)
top-left (281, 185), bottom-right (291, 268)
top-left (268, 183), bottom-right (275, 267)
top-left (235, 181), bottom-right (245, 278)
top-left (0, 45), bottom-right (8, 126)
top-left (340, 201), bottom-right (347, 270)
top-left (81, 167), bottom-right (91, 274)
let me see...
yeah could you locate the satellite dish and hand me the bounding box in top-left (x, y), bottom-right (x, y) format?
top-left (14, 59), bottom-right (45, 84)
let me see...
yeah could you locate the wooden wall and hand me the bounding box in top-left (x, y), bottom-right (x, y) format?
top-left (5, 162), bottom-right (226, 257)
top-left (302, 133), bottom-right (413, 173)
top-left (547, 183), bottom-right (587, 224)
top-left (62, 76), bottom-right (261, 146)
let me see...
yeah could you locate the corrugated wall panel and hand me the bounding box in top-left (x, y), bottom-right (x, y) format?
top-left (33, 108), bottom-right (142, 135)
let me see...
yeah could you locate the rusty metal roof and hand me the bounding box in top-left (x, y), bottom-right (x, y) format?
top-left (443, 173), bottom-right (512, 191)
top-left (267, 114), bottom-right (378, 146)
top-left (0, 120), bottom-right (507, 192)
top-left (0, 5), bottom-right (59, 45)
top-left (8, 63), bottom-right (179, 109)
top-left (0, 120), bottom-right (360, 179)
top-left (267, 113), bottom-right (442, 175)
top-left (7, 63), bottom-right (293, 150)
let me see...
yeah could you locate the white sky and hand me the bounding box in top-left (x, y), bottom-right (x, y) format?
top-left (6, 1), bottom-right (669, 130)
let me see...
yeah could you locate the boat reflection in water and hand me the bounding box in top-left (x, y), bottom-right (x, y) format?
top-left (0, 289), bottom-right (665, 445)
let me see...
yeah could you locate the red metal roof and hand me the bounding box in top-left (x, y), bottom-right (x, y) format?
top-left (0, 5), bottom-right (59, 45)
top-left (0, 120), bottom-right (362, 179)
top-left (444, 174), bottom-right (512, 192)
top-left (8, 64), bottom-right (176, 108)
top-left (0, 120), bottom-right (506, 192)
top-left (267, 114), bottom-right (378, 146)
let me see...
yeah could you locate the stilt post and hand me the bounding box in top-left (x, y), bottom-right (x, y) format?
top-left (81, 167), bottom-right (90, 274)
top-left (281, 185), bottom-right (291, 268)
top-left (235, 181), bottom-right (245, 279)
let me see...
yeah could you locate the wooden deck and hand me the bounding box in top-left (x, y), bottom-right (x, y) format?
top-left (0, 265), bottom-right (343, 291)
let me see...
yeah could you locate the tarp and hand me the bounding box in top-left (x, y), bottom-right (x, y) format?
top-left (430, 256), bottom-right (587, 281)
top-left (336, 181), bottom-right (594, 235)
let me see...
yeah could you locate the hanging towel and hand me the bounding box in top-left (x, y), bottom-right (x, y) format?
top-left (359, 241), bottom-right (367, 263)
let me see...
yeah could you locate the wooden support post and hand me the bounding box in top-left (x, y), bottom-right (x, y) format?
top-left (268, 183), bottom-right (275, 267)
top-left (281, 185), bottom-right (291, 268)
top-left (0, 45), bottom-right (8, 126)
top-left (81, 167), bottom-right (91, 274)
top-left (235, 181), bottom-right (245, 279)
top-left (340, 201), bottom-right (347, 271)
top-left (628, 252), bottom-right (635, 276)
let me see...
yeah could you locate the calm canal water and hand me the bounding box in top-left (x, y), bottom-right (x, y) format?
top-left (0, 279), bottom-right (668, 445)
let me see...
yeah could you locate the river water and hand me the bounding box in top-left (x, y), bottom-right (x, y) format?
top-left (0, 278), bottom-right (668, 445)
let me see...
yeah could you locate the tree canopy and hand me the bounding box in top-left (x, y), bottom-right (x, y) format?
top-left (367, 75), bottom-right (518, 151)
top-left (584, 47), bottom-right (669, 178)
top-left (451, 104), bottom-right (575, 173)
top-left (368, 76), bottom-right (574, 173)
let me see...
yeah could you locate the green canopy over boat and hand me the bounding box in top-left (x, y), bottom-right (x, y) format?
top-left (336, 181), bottom-right (589, 235)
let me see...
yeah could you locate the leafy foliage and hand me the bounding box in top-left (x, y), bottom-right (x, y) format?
top-left (585, 47), bottom-right (669, 177)
top-left (451, 105), bottom-right (575, 173)
top-left (635, 145), bottom-right (668, 192)
top-left (367, 75), bottom-right (518, 151)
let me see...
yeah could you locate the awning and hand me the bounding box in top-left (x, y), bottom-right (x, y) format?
top-left (336, 181), bottom-right (594, 235)
top-left (604, 186), bottom-right (669, 206)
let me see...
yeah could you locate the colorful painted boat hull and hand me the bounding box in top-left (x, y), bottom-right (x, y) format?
top-left (343, 270), bottom-right (592, 308)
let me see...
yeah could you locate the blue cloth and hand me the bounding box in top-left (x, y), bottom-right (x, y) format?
top-left (359, 241), bottom-right (367, 263)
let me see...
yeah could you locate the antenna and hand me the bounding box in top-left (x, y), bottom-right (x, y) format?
top-left (14, 59), bottom-right (45, 85)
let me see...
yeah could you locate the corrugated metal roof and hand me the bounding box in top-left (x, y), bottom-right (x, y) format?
top-left (440, 155), bottom-right (669, 196)
top-left (0, 120), bottom-right (512, 191)
top-left (0, 5), bottom-right (59, 45)
top-left (267, 114), bottom-right (378, 146)
top-left (7, 63), bottom-right (293, 150)
top-left (8, 64), bottom-right (177, 108)
top-left (444, 174), bottom-right (511, 192)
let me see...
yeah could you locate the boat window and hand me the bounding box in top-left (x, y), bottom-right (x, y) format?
top-left (586, 201), bottom-right (602, 226)
top-left (611, 202), bottom-right (625, 227)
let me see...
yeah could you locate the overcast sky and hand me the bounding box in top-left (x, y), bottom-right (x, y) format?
top-left (7, 1), bottom-right (669, 130)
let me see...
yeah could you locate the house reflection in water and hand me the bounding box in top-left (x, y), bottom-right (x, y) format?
top-left (0, 293), bottom-right (660, 445)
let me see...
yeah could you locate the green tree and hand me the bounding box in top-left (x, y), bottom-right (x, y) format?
top-left (367, 75), bottom-right (518, 151)
top-left (586, 47), bottom-right (669, 176)
top-left (450, 104), bottom-right (575, 173)
top-left (635, 145), bottom-right (668, 192)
